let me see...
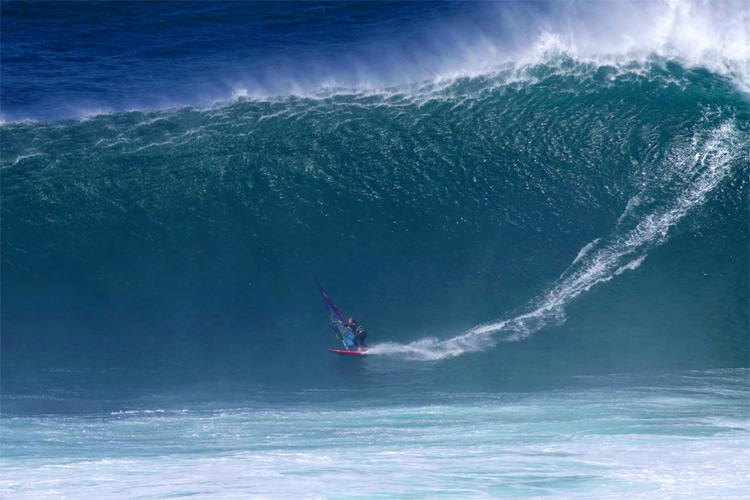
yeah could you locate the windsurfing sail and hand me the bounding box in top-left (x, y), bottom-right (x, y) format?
top-left (318, 281), bottom-right (357, 350)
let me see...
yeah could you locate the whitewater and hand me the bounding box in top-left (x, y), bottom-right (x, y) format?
top-left (2, 370), bottom-right (749, 500)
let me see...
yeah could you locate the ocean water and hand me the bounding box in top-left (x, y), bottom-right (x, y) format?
top-left (2, 370), bottom-right (749, 499)
top-left (2, 1), bottom-right (749, 498)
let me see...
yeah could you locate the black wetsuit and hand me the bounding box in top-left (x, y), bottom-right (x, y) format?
top-left (350, 322), bottom-right (367, 348)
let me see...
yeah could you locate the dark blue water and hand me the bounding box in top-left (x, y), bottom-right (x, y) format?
top-left (2, 1), bottom-right (508, 121)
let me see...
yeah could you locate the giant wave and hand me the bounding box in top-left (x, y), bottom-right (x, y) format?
top-left (1, 1), bottom-right (748, 391)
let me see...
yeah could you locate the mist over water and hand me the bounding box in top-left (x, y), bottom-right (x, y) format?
top-left (2, 0), bottom-right (748, 121)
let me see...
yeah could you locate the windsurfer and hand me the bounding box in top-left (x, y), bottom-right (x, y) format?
top-left (348, 317), bottom-right (367, 350)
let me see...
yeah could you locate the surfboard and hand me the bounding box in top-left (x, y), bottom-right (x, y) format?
top-left (319, 281), bottom-right (368, 355)
top-left (329, 348), bottom-right (365, 356)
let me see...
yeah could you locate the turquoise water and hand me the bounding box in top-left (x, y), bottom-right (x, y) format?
top-left (4, 59), bottom-right (748, 385)
top-left (2, 370), bottom-right (748, 499)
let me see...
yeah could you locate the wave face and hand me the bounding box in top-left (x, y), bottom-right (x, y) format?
top-left (2, 2), bottom-right (749, 394)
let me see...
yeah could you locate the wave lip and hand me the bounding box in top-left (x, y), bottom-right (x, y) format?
top-left (2, 0), bottom-right (749, 122)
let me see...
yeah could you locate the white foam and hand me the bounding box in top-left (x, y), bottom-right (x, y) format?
top-left (11, 152), bottom-right (43, 166)
top-left (508, 0), bottom-right (750, 92)
top-left (3, 371), bottom-right (748, 500)
top-left (571, 238), bottom-right (601, 268)
top-left (236, 0), bottom-right (750, 100)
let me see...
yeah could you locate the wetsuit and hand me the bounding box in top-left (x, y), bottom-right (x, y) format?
top-left (350, 322), bottom-right (367, 348)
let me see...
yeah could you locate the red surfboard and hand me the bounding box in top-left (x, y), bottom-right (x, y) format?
top-left (329, 349), bottom-right (366, 356)
top-left (319, 282), bottom-right (368, 356)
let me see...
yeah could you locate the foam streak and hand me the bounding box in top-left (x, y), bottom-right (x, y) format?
top-left (369, 122), bottom-right (744, 360)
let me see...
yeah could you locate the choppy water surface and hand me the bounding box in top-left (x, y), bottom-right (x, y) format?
top-left (2, 370), bottom-right (748, 499)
